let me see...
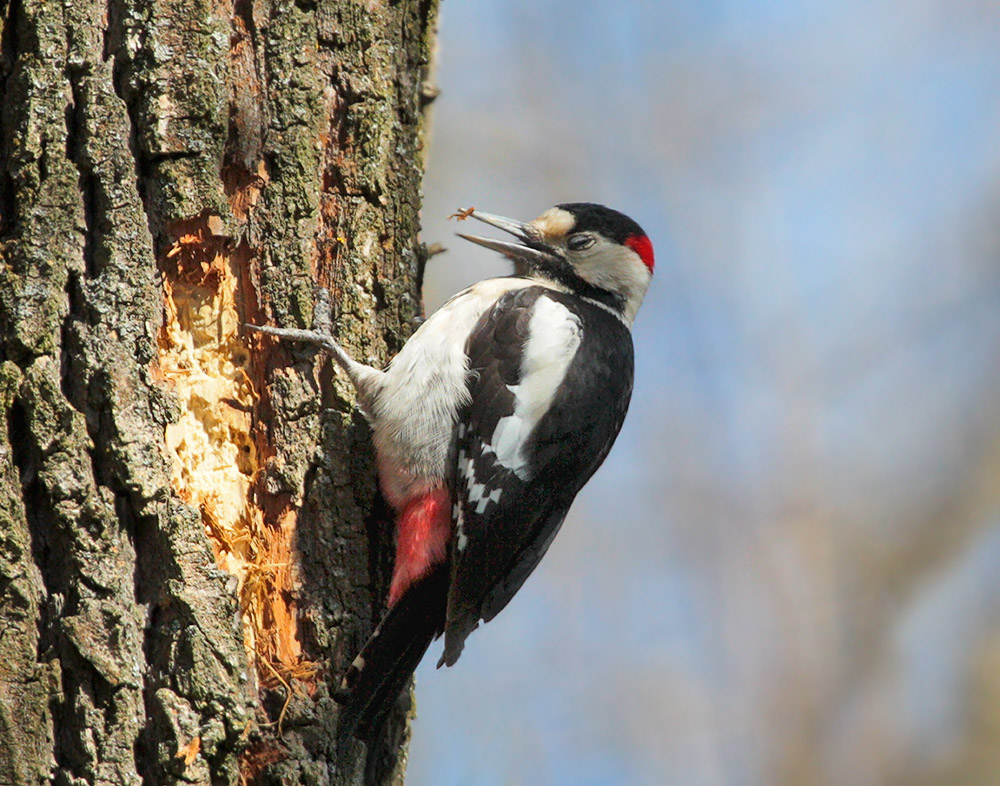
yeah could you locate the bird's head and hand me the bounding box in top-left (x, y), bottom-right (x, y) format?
top-left (457, 202), bottom-right (654, 324)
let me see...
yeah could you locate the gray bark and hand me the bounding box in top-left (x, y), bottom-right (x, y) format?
top-left (0, 0), bottom-right (439, 783)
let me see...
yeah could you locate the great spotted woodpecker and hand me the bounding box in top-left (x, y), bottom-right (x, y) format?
top-left (248, 203), bottom-right (654, 741)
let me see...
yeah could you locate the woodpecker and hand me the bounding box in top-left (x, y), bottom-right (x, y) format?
top-left (248, 202), bottom-right (654, 742)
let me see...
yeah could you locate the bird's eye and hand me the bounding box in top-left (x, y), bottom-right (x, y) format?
top-left (567, 233), bottom-right (595, 251)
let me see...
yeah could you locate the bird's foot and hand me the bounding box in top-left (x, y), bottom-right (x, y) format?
top-left (245, 287), bottom-right (342, 352)
top-left (244, 323), bottom-right (343, 356)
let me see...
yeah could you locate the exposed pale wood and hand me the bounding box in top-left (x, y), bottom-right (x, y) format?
top-left (0, 0), bottom-right (439, 782)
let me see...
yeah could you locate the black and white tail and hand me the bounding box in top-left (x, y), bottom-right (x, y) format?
top-left (336, 566), bottom-right (449, 745)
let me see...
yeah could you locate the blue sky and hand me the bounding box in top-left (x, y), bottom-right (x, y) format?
top-left (407, 2), bottom-right (1000, 784)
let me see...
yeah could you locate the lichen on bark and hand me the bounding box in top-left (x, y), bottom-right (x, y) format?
top-left (0, 0), bottom-right (440, 782)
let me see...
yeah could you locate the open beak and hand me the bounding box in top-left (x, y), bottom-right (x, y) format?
top-left (457, 210), bottom-right (562, 269)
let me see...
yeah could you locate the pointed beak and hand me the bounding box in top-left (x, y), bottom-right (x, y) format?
top-left (456, 210), bottom-right (562, 269)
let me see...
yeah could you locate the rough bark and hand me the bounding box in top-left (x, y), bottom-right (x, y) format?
top-left (0, 0), bottom-right (439, 783)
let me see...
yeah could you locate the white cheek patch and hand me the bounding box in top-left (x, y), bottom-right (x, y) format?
top-left (489, 296), bottom-right (582, 480)
top-left (573, 242), bottom-right (652, 325)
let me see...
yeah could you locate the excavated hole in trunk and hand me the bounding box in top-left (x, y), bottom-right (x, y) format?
top-left (156, 216), bottom-right (317, 710)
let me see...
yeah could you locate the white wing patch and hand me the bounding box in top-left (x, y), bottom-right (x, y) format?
top-left (490, 296), bottom-right (582, 480)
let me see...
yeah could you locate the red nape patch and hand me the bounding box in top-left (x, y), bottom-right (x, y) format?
top-left (625, 234), bottom-right (655, 273)
top-left (388, 489), bottom-right (451, 607)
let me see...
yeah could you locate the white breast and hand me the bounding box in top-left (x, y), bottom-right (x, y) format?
top-left (371, 278), bottom-right (535, 508)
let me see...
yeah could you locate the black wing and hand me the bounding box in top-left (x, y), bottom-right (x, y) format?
top-left (441, 287), bottom-right (634, 666)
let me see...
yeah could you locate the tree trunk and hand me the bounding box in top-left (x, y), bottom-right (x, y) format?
top-left (0, 0), bottom-right (439, 783)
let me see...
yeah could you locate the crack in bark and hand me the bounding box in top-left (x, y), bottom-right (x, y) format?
top-left (147, 150), bottom-right (201, 164)
top-left (226, 0), bottom-right (267, 178)
top-left (0, 0), bottom-right (20, 107)
top-left (8, 396), bottom-right (81, 782)
top-left (58, 270), bottom-right (88, 414)
top-left (0, 167), bottom-right (13, 241)
top-left (0, 0), bottom-right (17, 243)
top-left (66, 72), bottom-right (98, 279)
top-left (105, 0), bottom-right (160, 251)
top-left (7, 402), bottom-right (43, 580)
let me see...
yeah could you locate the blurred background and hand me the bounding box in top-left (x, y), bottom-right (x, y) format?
top-left (409, 1), bottom-right (1000, 784)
